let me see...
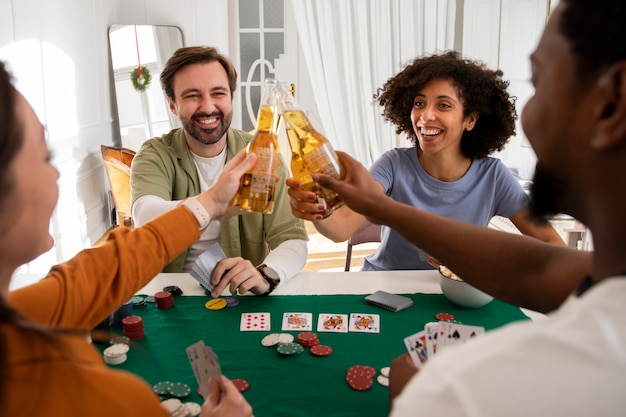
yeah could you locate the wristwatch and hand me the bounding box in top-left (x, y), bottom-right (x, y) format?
top-left (257, 264), bottom-right (280, 296)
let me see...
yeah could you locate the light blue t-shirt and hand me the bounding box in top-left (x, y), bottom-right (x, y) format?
top-left (363, 147), bottom-right (529, 271)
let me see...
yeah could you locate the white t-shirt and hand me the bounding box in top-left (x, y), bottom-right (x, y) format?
top-left (390, 277), bottom-right (626, 417)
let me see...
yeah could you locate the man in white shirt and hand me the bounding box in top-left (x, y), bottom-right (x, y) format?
top-left (308, 0), bottom-right (626, 415)
top-left (131, 46), bottom-right (308, 297)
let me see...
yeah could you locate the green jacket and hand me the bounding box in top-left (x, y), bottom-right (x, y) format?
top-left (130, 128), bottom-right (307, 272)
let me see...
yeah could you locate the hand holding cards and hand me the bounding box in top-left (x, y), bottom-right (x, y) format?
top-left (404, 322), bottom-right (485, 368)
top-left (186, 340), bottom-right (222, 398)
top-left (190, 243), bottom-right (227, 292)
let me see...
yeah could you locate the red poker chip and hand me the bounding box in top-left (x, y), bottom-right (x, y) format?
top-left (310, 344), bottom-right (333, 357)
top-left (347, 365), bottom-right (377, 378)
top-left (121, 316), bottom-right (143, 326)
top-left (231, 378), bottom-right (249, 392)
top-left (346, 374), bottom-right (373, 391)
top-left (435, 312), bottom-right (455, 322)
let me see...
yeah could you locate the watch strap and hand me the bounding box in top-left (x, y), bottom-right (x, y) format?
top-left (179, 197), bottom-right (211, 230)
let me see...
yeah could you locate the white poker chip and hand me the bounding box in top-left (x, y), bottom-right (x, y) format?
top-left (103, 343), bottom-right (130, 357)
top-left (277, 333), bottom-right (294, 344)
top-left (377, 374), bottom-right (389, 387)
top-left (261, 333), bottom-right (282, 347)
top-left (184, 402), bottom-right (202, 417)
top-left (161, 398), bottom-right (187, 417)
top-left (103, 353), bottom-right (127, 365)
top-left (380, 366), bottom-right (390, 378)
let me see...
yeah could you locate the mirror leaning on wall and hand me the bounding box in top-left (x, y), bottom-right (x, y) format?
top-left (108, 24), bottom-right (184, 151)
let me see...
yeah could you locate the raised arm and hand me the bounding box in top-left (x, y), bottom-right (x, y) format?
top-left (313, 152), bottom-right (591, 313)
top-left (286, 177), bottom-right (371, 242)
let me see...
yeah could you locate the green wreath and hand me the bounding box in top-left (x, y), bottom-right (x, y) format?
top-left (130, 66), bottom-right (152, 92)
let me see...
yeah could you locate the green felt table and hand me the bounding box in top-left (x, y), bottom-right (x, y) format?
top-left (98, 293), bottom-right (529, 417)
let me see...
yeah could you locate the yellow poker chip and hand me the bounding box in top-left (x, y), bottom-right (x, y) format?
top-left (205, 298), bottom-right (227, 310)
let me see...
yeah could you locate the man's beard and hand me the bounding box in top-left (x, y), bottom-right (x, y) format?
top-left (183, 110), bottom-right (232, 145)
top-left (528, 163), bottom-right (567, 221)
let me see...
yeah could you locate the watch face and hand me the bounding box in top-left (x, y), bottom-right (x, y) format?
top-left (263, 266), bottom-right (280, 281)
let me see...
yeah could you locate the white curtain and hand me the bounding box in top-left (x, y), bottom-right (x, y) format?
top-left (289, 0), bottom-right (457, 166)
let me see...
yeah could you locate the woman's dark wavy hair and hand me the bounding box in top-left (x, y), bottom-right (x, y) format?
top-left (375, 50), bottom-right (517, 159)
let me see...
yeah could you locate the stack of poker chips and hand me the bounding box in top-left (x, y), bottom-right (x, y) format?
top-left (102, 343), bottom-right (129, 365)
top-left (345, 365), bottom-right (377, 391)
top-left (297, 332), bottom-right (320, 347)
top-left (121, 315), bottom-right (145, 340)
top-left (154, 291), bottom-right (174, 309)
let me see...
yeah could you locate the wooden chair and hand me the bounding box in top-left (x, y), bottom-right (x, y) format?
top-left (101, 145), bottom-right (135, 227)
top-left (344, 220), bottom-right (381, 271)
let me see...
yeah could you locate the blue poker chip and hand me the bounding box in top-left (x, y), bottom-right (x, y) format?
top-left (224, 297), bottom-right (239, 307)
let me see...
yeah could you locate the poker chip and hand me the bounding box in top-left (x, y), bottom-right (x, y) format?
top-left (160, 398), bottom-right (189, 417)
top-left (435, 312), bottom-right (455, 322)
top-left (231, 378), bottom-right (249, 392)
top-left (121, 315), bottom-right (145, 340)
top-left (205, 298), bottom-right (227, 310)
top-left (380, 366), bottom-right (390, 378)
top-left (377, 374), bottom-right (390, 387)
top-left (277, 333), bottom-right (294, 344)
top-left (163, 285), bottom-right (183, 296)
top-left (110, 335), bottom-right (130, 345)
top-left (184, 402), bottom-right (202, 417)
top-left (155, 291), bottom-right (175, 309)
top-left (103, 343), bottom-right (129, 365)
top-left (310, 344), bottom-right (333, 357)
top-left (168, 382), bottom-right (191, 398)
top-left (145, 295), bottom-right (156, 303)
top-left (277, 342), bottom-right (304, 355)
top-left (346, 365), bottom-right (377, 391)
top-left (261, 333), bottom-right (282, 347)
top-left (131, 295), bottom-right (147, 308)
top-left (224, 297), bottom-right (239, 307)
top-left (153, 381), bottom-right (174, 396)
top-left (296, 332), bottom-right (320, 347)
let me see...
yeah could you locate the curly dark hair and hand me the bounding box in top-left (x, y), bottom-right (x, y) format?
top-left (375, 51), bottom-right (517, 159)
top-left (560, 0), bottom-right (626, 86)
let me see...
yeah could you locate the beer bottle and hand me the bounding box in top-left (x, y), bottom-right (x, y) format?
top-left (279, 84), bottom-right (345, 216)
top-left (285, 123), bottom-right (333, 218)
top-left (237, 79), bottom-right (282, 214)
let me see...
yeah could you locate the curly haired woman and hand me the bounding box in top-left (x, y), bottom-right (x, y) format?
top-left (288, 51), bottom-right (565, 271)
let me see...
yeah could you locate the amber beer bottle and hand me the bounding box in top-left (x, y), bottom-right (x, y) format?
top-left (237, 79), bottom-right (282, 214)
top-left (279, 86), bottom-right (345, 216)
top-left (285, 125), bottom-right (333, 218)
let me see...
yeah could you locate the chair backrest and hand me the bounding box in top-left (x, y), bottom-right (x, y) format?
top-left (345, 220), bottom-right (381, 271)
top-left (101, 145), bottom-right (135, 226)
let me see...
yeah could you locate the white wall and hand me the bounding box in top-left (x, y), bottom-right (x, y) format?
top-left (0, 0), bottom-right (232, 272)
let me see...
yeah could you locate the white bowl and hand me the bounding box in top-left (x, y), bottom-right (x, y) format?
top-left (438, 268), bottom-right (493, 309)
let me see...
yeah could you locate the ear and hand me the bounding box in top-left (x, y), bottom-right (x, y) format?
top-left (465, 112), bottom-right (479, 131)
top-left (168, 98), bottom-right (179, 116)
top-left (591, 62), bottom-right (626, 150)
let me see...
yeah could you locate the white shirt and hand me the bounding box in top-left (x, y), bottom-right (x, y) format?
top-left (390, 277), bottom-right (626, 417)
top-left (132, 148), bottom-right (307, 281)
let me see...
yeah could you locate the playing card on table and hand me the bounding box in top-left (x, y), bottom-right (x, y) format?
top-left (240, 312), bottom-right (271, 331)
top-left (403, 330), bottom-right (428, 368)
top-left (348, 313), bottom-right (380, 333)
top-left (186, 340), bottom-right (222, 399)
top-left (317, 313), bottom-right (348, 333)
top-left (281, 312), bottom-right (313, 331)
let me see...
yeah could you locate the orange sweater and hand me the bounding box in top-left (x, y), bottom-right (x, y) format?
top-left (5, 207), bottom-right (200, 416)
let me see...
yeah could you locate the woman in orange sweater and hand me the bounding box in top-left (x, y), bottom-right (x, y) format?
top-left (0, 61), bottom-right (255, 417)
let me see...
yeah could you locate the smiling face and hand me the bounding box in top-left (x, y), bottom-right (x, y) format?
top-left (169, 61), bottom-right (233, 154)
top-left (410, 79), bottom-right (477, 157)
top-left (0, 92), bottom-right (59, 274)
